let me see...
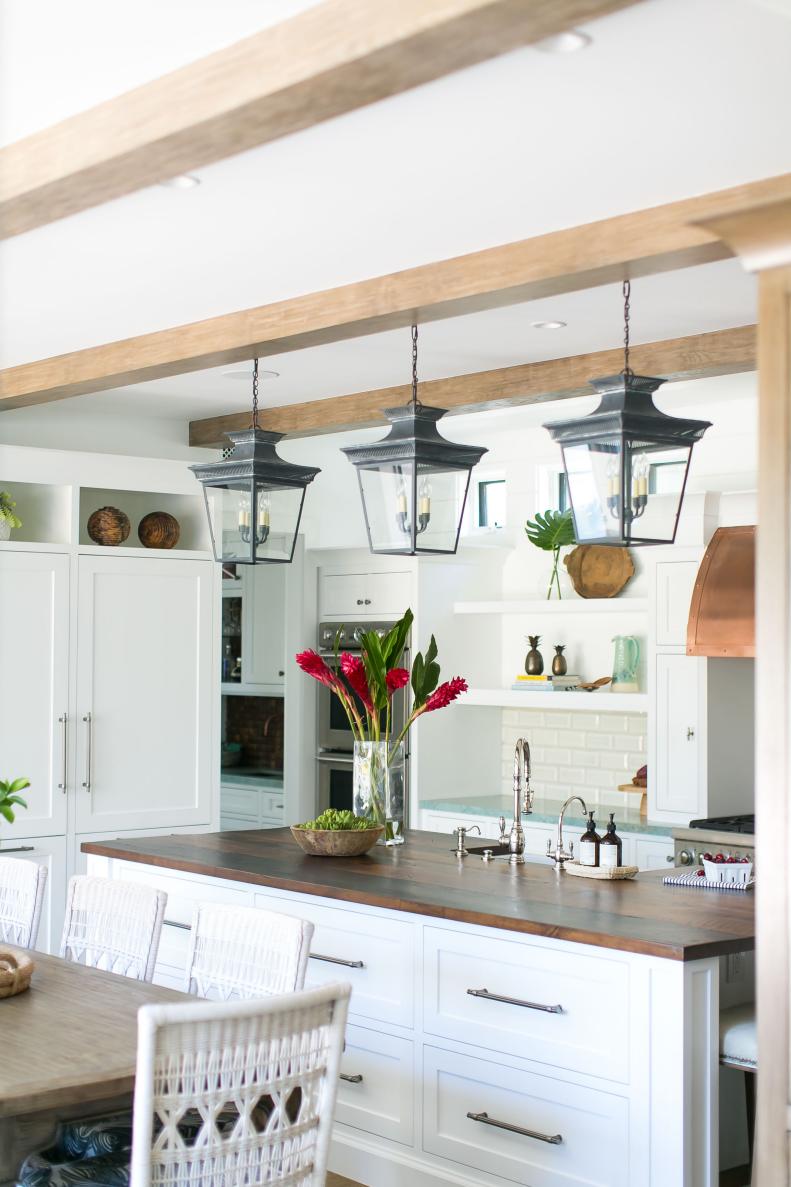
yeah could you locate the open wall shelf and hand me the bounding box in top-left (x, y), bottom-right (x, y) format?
top-left (0, 480), bottom-right (72, 545)
top-left (454, 598), bottom-right (649, 615)
top-left (79, 488), bottom-right (212, 553)
top-left (460, 688), bottom-right (649, 712)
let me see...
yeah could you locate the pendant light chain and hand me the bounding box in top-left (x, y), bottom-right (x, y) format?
top-left (622, 280), bottom-right (632, 379)
top-left (251, 358), bottom-right (260, 430)
top-left (411, 324), bottom-right (421, 410)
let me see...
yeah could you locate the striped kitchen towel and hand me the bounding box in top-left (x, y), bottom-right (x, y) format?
top-left (663, 870), bottom-right (754, 892)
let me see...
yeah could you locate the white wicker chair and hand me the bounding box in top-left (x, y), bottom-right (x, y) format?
top-left (60, 874), bottom-right (167, 982)
top-left (185, 903), bottom-right (314, 1000)
top-left (0, 857), bottom-right (48, 948)
top-left (130, 981), bottom-right (351, 1187)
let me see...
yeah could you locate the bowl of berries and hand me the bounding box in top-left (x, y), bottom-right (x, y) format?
top-left (701, 852), bottom-right (753, 883)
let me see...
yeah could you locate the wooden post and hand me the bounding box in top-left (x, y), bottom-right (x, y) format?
top-left (699, 198), bottom-right (791, 1185)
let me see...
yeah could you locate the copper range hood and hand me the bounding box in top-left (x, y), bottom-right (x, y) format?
top-left (687, 525), bottom-right (755, 657)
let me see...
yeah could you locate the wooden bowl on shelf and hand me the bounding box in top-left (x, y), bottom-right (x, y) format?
top-left (0, 948), bottom-right (34, 998)
top-left (87, 506), bottom-right (131, 547)
top-left (290, 825), bottom-right (384, 857)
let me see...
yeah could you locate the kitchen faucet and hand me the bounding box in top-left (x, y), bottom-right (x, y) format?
top-left (508, 738), bottom-right (534, 866)
top-left (546, 795), bottom-right (589, 871)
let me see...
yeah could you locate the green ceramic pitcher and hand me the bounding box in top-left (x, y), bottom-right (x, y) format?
top-left (611, 635), bottom-right (640, 693)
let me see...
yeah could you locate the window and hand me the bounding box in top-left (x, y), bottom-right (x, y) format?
top-left (648, 459), bottom-right (685, 495)
top-left (477, 478), bottom-right (506, 529)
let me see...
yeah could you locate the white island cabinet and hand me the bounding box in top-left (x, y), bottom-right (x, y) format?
top-left (84, 828), bottom-right (754, 1187)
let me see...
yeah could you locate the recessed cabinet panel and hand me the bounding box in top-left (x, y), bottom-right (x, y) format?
top-left (0, 553), bottom-right (69, 836)
top-left (75, 556), bottom-right (214, 832)
top-left (244, 565), bottom-right (286, 686)
top-left (366, 570), bottom-right (412, 616)
top-left (335, 1024), bottom-right (415, 1147)
top-left (320, 572), bottom-right (369, 617)
top-left (423, 1045), bottom-right (630, 1187)
top-left (655, 559), bottom-right (699, 648)
top-left (319, 568), bottom-right (413, 619)
top-left (655, 652), bottom-right (704, 816)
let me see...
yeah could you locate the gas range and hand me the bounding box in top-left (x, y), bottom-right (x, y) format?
top-left (672, 813), bottom-right (755, 868)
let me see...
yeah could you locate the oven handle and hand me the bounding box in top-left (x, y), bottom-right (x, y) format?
top-left (316, 753), bottom-right (355, 766)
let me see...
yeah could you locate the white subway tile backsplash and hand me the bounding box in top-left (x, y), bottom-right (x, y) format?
top-left (501, 710), bottom-right (647, 803)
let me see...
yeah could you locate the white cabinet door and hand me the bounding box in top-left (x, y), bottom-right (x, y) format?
top-left (244, 565), bottom-right (285, 685)
top-left (655, 652), bottom-right (704, 816)
top-left (1, 834), bottom-right (68, 954)
top-left (75, 556), bottom-right (214, 832)
top-left (366, 570), bottom-right (412, 616)
top-left (319, 571), bottom-right (368, 617)
top-left (633, 837), bottom-right (674, 870)
top-left (655, 559), bottom-right (699, 647)
top-left (0, 552), bottom-right (69, 836)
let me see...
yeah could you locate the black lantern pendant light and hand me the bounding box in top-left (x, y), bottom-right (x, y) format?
top-left (342, 325), bottom-right (487, 555)
top-left (544, 282), bottom-right (711, 546)
top-left (190, 359), bottom-right (320, 564)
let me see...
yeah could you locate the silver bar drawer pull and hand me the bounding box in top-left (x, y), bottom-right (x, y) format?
top-left (58, 713), bottom-right (68, 792)
top-left (82, 712), bottom-right (92, 792)
top-left (340, 1072), bottom-right (363, 1084)
top-left (467, 1111), bottom-right (562, 1145)
top-left (467, 987), bottom-right (563, 1014)
top-left (310, 952), bottom-right (364, 969)
top-left (163, 919), bottom-right (192, 932)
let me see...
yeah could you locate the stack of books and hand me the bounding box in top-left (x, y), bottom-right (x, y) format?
top-left (510, 674), bottom-right (581, 692)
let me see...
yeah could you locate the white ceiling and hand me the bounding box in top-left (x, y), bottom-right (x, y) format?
top-left (0, 0), bottom-right (784, 445)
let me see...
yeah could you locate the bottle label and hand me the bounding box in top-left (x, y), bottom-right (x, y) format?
top-left (579, 840), bottom-right (597, 867)
top-left (600, 846), bottom-right (619, 869)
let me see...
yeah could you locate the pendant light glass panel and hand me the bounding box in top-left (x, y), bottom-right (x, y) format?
top-left (203, 479), bottom-right (307, 564)
top-left (560, 435), bottom-right (695, 546)
top-left (356, 460), bottom-right (471, 555)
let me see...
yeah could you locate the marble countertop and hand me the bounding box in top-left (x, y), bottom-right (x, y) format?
top-left (420, 793), bottom-right (671, 837)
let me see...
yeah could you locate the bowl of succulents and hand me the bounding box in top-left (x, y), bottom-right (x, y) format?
top-left (290, 809), bottom-right (385, 857)
top-left (0, 493), bottom-right (22, 542)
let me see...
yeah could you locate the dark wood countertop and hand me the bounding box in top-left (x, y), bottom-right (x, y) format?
top-left (81, 829), bottom-right (755, 961)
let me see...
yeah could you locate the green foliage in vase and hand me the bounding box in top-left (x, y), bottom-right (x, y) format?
top-left (525, 509), bottom-right (576, 599)
top-left (297, 809), bottom-right (381, 831)
top-left (0, 492), bottom-right (22, 530)
top-left (0, 777), bottom-right (30, 824)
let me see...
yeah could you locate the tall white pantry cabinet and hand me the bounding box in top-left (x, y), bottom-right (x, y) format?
top-left (0, 446), bottom-right (221, 951)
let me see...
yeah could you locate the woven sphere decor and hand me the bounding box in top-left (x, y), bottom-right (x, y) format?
top-left (138, 510), bottom-right (181, 550)
top-left (0, 947), bottom-right (34, 998)
top-left (87, 506), bottom-right (131, 546)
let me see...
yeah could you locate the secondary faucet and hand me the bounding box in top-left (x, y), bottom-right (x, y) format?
top-left (546, 794), bottom-right (589, 871)
top-left (508, 738), bottom-right (534, 866)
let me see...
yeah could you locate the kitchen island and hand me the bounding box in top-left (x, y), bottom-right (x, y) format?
top-left (83, 829), bottom-right (755, 1187)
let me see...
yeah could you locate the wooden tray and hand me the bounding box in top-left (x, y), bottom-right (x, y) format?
top-left (0, 947), bottom-right (34, 998)
top-left (565, 861), bottom-right (638, 880)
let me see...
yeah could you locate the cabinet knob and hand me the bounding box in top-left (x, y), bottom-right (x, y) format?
top-left (356, 598), bottom-right (364, 605)
top-left (686, 727), bottom-right (695, 740)
top-left (278, 670), bottom-right (285, 677)
top-left (364, 599), bottom-right (371, 605)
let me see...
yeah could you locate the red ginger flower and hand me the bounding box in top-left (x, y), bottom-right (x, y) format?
top-left (295, 650), bottom-right (340, 689)
top-left (425, 677), bottom-right (468, 712)
top-left (340, 652), bottom-right (375, 713)
top-left (385, 668), bottom-right (410, 696)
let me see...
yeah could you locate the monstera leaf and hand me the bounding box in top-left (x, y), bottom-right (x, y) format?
top-left (525, 509), bottom-right (576, 552)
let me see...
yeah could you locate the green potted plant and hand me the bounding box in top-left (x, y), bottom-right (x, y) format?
top-left (0, 777), bottom-right (30, 824)
top-left (0, 492), bottom-right (22, 542)
top-left (525, 508), bottom-right (576, 599)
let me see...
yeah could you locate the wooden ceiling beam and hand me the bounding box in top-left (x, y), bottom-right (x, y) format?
top-left (189, 325), bottom-right (757, 447)
top-left (0, 173), bottom-right (786, 412)
top-left (0, 0), bottom-right (639, 240)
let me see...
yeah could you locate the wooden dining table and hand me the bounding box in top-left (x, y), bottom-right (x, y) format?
top-left (0, 950), bottom-right (189, 1182)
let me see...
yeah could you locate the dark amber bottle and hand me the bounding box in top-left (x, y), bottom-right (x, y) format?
top-left (600, 813), bottom-right (623, 869)
top-left (579, 811), bottom-right (600, 867)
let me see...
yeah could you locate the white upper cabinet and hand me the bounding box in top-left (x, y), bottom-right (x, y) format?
top-left (654, 651), bottom-right (704, 818)
top-left (654, 557), bottom-right (700, 648)
top-left (244, 564), bottom-right (286, 686)
top-left (319, 567), bottom-right (412, 619)
top-left (74, 555), bottom-right (214, 832)
top-left (0, 552), bottom-right (69, 836)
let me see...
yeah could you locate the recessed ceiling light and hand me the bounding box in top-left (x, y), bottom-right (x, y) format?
top-left (159, 174), bottom-right (201, 189)
top-left (531, 320), bottom-right (567, 330)
top-left (534, 29), bottom-right (592, 53)
top-left (222, 367), bottom-right (279, 381)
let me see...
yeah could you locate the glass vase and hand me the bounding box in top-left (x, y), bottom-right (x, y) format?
top-left (353, 740), bottom-right (405, 846)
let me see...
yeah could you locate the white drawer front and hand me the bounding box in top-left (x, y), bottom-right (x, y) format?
top-left (424, 1045), bottom-right (629, 1187)
top-left (335, 1024), bottom-right (414, 1147)
top-left (220, 815), bottom-right (260, 832)
top-left (114, 862), bottom-right (251, 925)
top-left (424, 926), bottom-right (630, 1083)
top-left (255, 893), bottom-right (415, 1028)
top-left (260, 791), bottom-right (284, 819)
top-left (221, 788), bottom-right (259, 818)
